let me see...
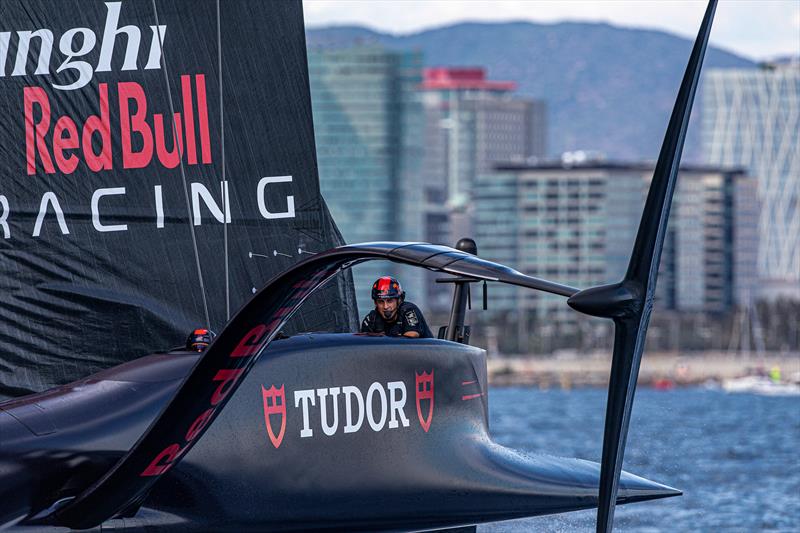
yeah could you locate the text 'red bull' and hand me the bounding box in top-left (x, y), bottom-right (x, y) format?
top-left (24, 75), bottom-right (211, 175)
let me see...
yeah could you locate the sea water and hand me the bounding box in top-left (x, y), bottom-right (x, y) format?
top-left (480, 387), bottom-right (800, 532)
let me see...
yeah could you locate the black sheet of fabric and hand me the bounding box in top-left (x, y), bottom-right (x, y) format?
top-left (0, 0), bottom-right (357, 399)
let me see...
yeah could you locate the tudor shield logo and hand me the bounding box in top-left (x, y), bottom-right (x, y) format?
top-left (415, 371), bottom-right (434, 432)
top-left (261, 385), bottom-right (286, 449)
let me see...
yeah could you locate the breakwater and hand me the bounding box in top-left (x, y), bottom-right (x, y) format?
top-left (488, 351), bottom-right (800, 388)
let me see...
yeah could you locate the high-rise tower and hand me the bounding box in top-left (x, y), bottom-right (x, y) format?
top-left (702, 62), bottom-right (800, 300)
top-left (308, 46), bottom-right (425, 312)
top-left (419, 67), bottom-right (547, 311)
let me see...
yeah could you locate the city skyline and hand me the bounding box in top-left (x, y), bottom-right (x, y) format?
top-left (306, 12), bottom-right (798, 324)
top-left (304, 0), bottom-right (800, 62)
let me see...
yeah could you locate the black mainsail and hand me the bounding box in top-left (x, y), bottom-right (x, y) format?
top-left (0, 0), bottom-right (356, 399)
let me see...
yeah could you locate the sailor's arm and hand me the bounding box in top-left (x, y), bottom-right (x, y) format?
top-left (360, 313), bottom-right (375, 333)
top-left (399, 303), bottom-right (427, 338)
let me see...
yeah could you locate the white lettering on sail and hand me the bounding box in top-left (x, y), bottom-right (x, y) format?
top-left (191, 182), bottom-right (231, 226)
top-left (91, 187), bottom-right (127, 232)
top-left (53, 28), bottom-right (97, 92)
top-left (1, 2), bottom-right (167, 91)
top-left (96, 1), bottom-right (142, 73)
top-left (154, 185), bottom-right (164, 229)
top-left (257, 176), bottom-right (295, 220)
top-left (8, 176), bottom-right (296, 239)
top-left (144, 26), bottom-right (168, 70)
top-left (0, 195), bottom-right (9, 238)
top-left (12, 30), bottom-right (53, 76)
top-left (0, 33), bottom-right (9, 76)
top-left (33, 192), bottom-right (69, 236)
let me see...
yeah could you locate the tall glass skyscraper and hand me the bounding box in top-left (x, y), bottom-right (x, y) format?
top-left (702, 63), bottom-right (800, 300)
top-left (307, 46), bottom-right (425, 313)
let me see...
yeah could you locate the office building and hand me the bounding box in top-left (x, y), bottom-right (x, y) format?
top-left (419, 67), bottom-right (547, 311)
top-left (308, 46), bottom-right (425, 312)
top-left (702, 63), bottom-right (800, 301)
top-left (474, 162), bottom-right (756, 324)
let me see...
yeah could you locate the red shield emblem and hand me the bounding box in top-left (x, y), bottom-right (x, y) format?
top-left (415, 370), bottom-right (434, 432)
top-left (261, 385), bottom-right (286, 449)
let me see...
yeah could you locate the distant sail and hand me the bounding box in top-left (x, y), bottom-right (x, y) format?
top-left (0, 0), bottom-right (357, 399)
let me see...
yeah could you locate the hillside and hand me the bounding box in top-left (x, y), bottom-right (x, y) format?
top-left (306, 22), bottom-right (755, 160)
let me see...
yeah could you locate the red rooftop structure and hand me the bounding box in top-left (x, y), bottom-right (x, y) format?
top-left (420, 67), bottom-right (517, 92)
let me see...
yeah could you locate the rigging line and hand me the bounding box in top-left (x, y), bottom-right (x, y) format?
top-left (217, 0), bottom-right (230, 321)
top-left (151, 0), bottom-right (211, 329)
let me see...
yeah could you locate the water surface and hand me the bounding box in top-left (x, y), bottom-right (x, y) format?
top-left (479, 387), bottom-right (800, 532)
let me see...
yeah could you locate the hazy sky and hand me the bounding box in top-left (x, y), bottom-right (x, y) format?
top-left (303, 0), bottom-right (800, 61)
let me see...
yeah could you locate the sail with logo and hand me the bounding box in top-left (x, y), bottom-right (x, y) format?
top-left (0, 0), bottom-right (357, 399)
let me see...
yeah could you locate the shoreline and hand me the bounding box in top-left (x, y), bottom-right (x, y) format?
top-left (487, 351), bottom-right (800, 388)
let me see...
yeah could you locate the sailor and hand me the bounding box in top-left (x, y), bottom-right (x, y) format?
top-left (360, 276), bottom-right (433, 338)
top-left (185, 328), bottom-right (216, 352)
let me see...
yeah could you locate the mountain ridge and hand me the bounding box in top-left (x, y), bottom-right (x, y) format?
top-left (306, 21), bottom-right (756, 160)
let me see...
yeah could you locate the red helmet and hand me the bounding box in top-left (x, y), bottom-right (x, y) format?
top-left (371, 276), bottom-right (405, 301)
top-left (186, 328), bottom-right (216, 352)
